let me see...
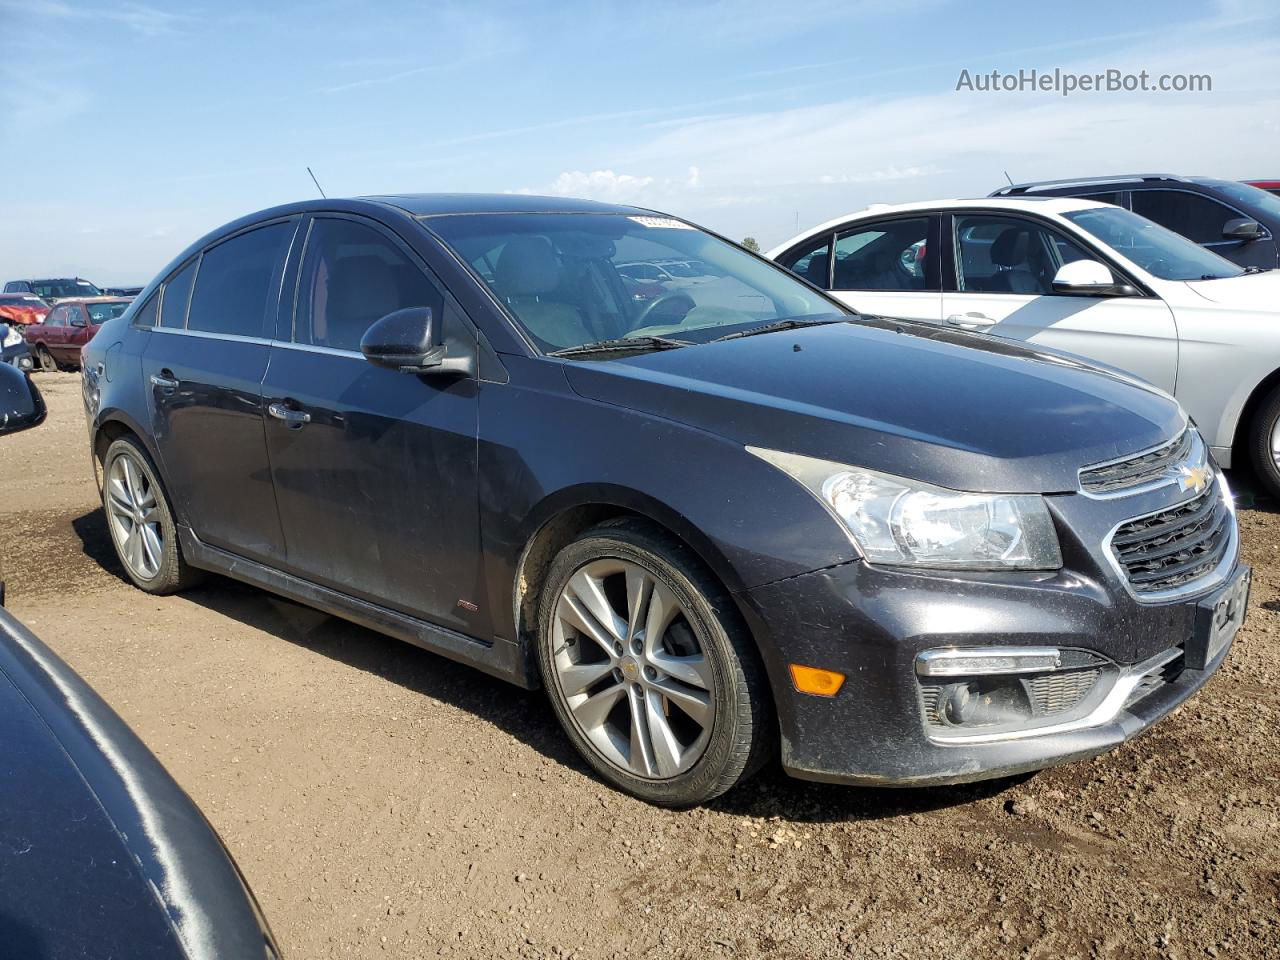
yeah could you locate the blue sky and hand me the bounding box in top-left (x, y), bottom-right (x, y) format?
top-left (1, 0), bottom-right (1277, 284)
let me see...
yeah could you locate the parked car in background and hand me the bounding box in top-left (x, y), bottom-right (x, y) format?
top-left (104, 285), bottom-right (144, 297)
top-left (771, 196), bottom-right (1280, 494)
top-left (4, 277), bottom-right (103, 301)
top-left (989, 174), bottom-right (1280, 270)
top-left (0, 363), bottom-right (46, 601)
top-left (1245, 180), bottom-right (1280, 196)
top-left (0, 292), bottom-right (50, 326)
top-left (1, 322), bottom-right (36, 372)
top-left (25, 296), bottom-right (129, 371)
top-left (81, 194), bottom-right (1246, 805)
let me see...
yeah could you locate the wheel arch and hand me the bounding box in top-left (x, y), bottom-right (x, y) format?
top-left (1230, 366), bottom-right (1280, 467)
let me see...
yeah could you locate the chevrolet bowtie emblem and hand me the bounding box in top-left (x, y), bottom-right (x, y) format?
top-left (1175, 463), bottom-right (1211, 495)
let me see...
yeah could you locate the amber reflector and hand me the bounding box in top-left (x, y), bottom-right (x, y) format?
top-left (788, 664), bottom-right (845, 697)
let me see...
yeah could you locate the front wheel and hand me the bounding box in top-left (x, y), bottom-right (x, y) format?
top-left (102, 436), bottom-right (203, 594)
top-left (1248, 385), bottom-right (1280, 498)
top-left (536, 519), bottom-right (772, 806)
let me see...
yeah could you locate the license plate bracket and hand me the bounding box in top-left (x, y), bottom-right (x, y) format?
top-left (1186, 566), bottom-right (1251, 671)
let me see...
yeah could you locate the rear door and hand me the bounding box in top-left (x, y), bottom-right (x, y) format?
top-left (941, 211), bottom-right (1178, 392)
top-left (141, 220), bottom-right (298, 563)
top-left (261, 213), bottom-right (483, 632)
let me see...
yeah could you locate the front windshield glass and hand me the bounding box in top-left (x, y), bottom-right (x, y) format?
top-left (1196, 178), bottom-right (1280, 221)
top-left (428, 213), bottom-right (847, 352)
top-left (33, 280), bottom-right (102, 298)
top-left (1061, 207), bottom-right (1245, 281)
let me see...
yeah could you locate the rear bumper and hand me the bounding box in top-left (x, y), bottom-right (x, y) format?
top-left (737, 557), bottom-right (1242, 787)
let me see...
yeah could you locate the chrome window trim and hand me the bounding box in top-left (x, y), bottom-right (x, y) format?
top-left (927, 646), bottom-right (1185, 745)
top-left (1076, 420), bottom-right (1196, 499)
top-left (269, 340), bottom-right (362, 359)
top-left (1101, 469), bottom-right (1239, 604)
top-left (147, 327), bottom-right (271, 345)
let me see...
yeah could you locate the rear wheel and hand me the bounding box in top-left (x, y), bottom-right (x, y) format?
top-left (102, 436), bottom-right (203, 594)
top-left (536, 519), bottom-right (772, 806)
top-left (1248, 385), bottom-right (1280, 498)
top-left (35, 344), bottom-right (55, 372)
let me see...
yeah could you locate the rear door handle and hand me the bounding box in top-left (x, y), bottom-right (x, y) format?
top-left (945, 312), bottom-right (996, 330)
top-left (268, 401), bottom-right (311, 426)
top-left (149, 372), bottom-right (179, 390)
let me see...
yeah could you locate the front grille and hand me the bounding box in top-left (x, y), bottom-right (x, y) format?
top-left (1109, 481), bottom-right (1232, 595)
top-left (1080, 430), bottom-right (1193, 495)
top-left (1026, 668), bottom-right (1100, 716)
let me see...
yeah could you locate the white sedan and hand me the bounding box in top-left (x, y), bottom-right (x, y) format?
top-left (770, 197), bottom-right (1280, 494)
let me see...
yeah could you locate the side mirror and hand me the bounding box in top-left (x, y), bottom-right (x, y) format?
top-left (360, 307), bottom-right (444, 372)
top-left (1223, 217), bottom-right (1263, 241)
top-left (0, 363), bottom-right (46, 435)
top-left (70, 316), bottom-right (87, 328)
top-left (1051, 260), bottom-right (1139, 297)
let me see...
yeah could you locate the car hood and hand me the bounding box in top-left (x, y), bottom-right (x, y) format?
top-left (1184, 270), bottom-right (1280, 307)
top-left (563, 317), bottom-right (1184, 494)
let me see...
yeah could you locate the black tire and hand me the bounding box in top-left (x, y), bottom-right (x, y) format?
top-left (1248, 385), bottom-right (1280, 498)
top-left (102, 435), bottom-right (204, 594)
top-left (536, 518), bottom-right (773, 806)
top-left (35, 344), bottom-right (55, 372)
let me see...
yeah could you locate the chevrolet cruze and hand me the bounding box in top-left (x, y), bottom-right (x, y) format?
top-left (82, 195), bottom-right (1248, 805)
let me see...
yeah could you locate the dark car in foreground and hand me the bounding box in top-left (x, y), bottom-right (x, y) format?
top-left (25, 296), bottom-right (130, 370)
top-left (991, 174), bottom-right (1280, 269)
top-left (0, 365), bottom-right (280, 957)
top-left (81, 194), bottom-right (1248, 805)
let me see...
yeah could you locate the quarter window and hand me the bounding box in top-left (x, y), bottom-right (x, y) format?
top-left (954, 215), bottom-right (1094, 295)
top-left (160, 259), bottom-right (198, 329)
top-left (1132, 190), bottom-right (1241, 245)
top-left (187, 221), bottom-right (294, 338)
top-left (294, 217), bottom-right (442, 353)
top-left (132, 293), bottom-right (159, 327)
top-left (832, 218), bottom-right (930, 291)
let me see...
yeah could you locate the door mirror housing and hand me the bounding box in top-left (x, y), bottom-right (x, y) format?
top-left (1051, 260), bottom-right (1139, 297)
top-left (360, 307), bottom-right (474, 377)
top-left (1222, 217), bottom-right (1263, 241)
top-left (0, 362), bottom-right (46, 435)
top-left (70, 315), bottom-right (87, 328)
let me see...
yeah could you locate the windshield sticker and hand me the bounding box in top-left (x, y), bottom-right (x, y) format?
top-left (627, 216), bottom-right (694, 230)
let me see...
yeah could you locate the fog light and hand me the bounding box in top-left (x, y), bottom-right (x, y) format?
top-left (941, 682), bottom-right (975, 724)
top-left (789, 664), bottom-right (845, 697)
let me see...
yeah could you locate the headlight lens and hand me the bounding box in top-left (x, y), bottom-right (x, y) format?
top-left (749, 448), bottom-right (1062, 570)
top-left (1, 325), bottom-right (23, 348)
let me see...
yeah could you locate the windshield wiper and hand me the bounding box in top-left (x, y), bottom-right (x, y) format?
top-left (709, 314), bottom-right (851, 343)
top-left (1243, 265), bottom-right (1271, 274)
top-left (549, 335), bottom-right (693, 358)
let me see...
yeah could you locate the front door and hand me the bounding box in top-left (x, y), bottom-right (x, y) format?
top-left (943, 212), bottom-right (1179, 393)
top-left (261, 214), bottom-right (483, 633)
top-left (142, 220), bottom-right (297, 564)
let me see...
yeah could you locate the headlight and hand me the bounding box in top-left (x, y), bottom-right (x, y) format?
top-left (1, 326), bottom-right (22, 348)
top-left (748, 447), bottom-right (1062, 570)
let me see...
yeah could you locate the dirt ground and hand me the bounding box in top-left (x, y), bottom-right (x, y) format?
top-left (2, 372), bottom-right (1278, 960)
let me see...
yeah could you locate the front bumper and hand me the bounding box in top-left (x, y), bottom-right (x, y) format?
top-left (737, 556), bottom-right (1244, 787)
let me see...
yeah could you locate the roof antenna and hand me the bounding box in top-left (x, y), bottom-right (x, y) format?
top-left (1003, 170), bottom-right (1014, 186)
top-left (307, 166), bottom-right (327, 199)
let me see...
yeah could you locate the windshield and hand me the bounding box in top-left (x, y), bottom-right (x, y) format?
top-left (1061, 207), bottom-right (1245, 281)
top-left (86, 300), bottom-right (131, 323)
top-left (1196, 178), bottom-right (1280, 221)
top-left (428, 213), bottom-right (846, 352)
top-left (33, 279), bottom-right (102, 298)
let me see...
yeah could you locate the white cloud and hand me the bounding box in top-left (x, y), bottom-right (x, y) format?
top-left (0, 0), bottom-right (191, 36)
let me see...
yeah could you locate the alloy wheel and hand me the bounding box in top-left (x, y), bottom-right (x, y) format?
top-left (1271, 416), bottom-right (1280, 468)
top-left (550, 558), bottom-right (715, 780)
top-left (105, 453), bottom-right (164, 580)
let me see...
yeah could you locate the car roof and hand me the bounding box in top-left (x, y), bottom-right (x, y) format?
top-left (769, 196), bottom-right (1110, 256)
top-left (365, 193), bottom-right (653, 217)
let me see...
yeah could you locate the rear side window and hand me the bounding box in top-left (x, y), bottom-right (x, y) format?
top-left (780, 234), bottom-right (833, 288)
top-left (160, 259), bottom-right (197, 328)
top-left (294, 217), bottom-right (442, 353)
top-left (188, 221), bottom-right (293, 338)
top-left (1132, 190), bottom-right (1240, 245)
top-left (832, 218), bottom-right (930, 291)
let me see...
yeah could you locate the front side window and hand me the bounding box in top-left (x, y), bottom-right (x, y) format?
top-left (1131, 190), bottom-right (1243, 245)
top-left (1198, 178), bottom-right (1280, 221)
top-left (832, 218), bottom-right (930, 292)
top-left (780, 233), bottom-right (833, 288)
top-left (187, 221), bottom-right (294, 338)
top-left (295, 218), bottom-right (443, 353)
top-left (954, 215), bottom-right (1094, 295)
top-left (1061, 206), bottom-right (1244, 281)
top-left (160, 260), bottom-right (198, 328)
top-left (430, 213), bottom-right (844, 352)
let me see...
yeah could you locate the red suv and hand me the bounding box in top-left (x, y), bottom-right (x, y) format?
top-left (25, 298), bottom-right (131, 371)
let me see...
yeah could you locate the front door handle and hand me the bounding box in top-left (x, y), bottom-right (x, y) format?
top-left (945, 312), bottom-right (996, 330)
top-left (149, 372), bottom-right (179, 390)
top-left (268, 401), bottom-right (311, 427)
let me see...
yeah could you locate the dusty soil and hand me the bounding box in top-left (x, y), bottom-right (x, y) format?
top-left (2, 372), bottom-right (1278, 960)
